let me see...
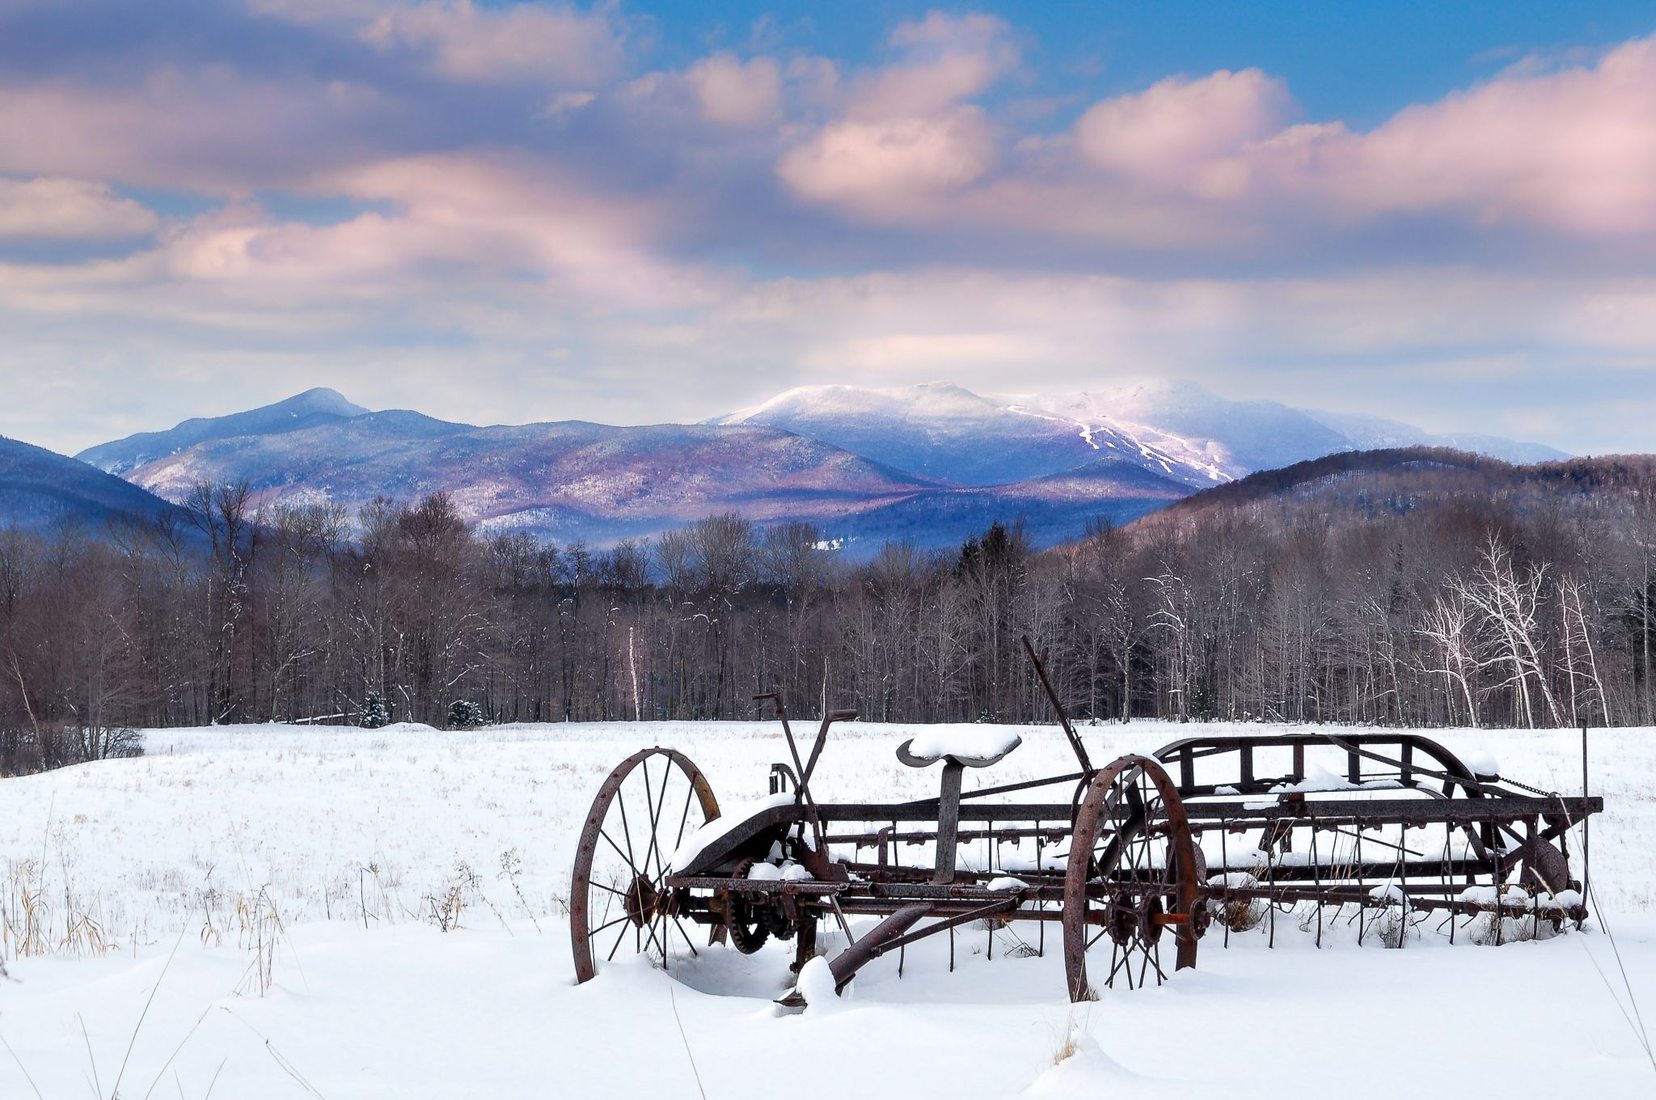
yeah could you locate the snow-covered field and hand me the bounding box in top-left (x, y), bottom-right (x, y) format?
top-left (2, 719), bottom-right (1653, 1097)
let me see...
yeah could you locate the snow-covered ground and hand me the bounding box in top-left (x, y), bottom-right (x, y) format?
top-left (1, 720), bottom-right (1653, 1097)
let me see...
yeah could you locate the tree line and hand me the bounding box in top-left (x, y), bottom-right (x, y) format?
top-left (1, 459), bottom-right (1653, 773)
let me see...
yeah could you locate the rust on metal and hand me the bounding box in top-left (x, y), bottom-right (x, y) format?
top-left (569, 650), bottom-right (1604, 1006)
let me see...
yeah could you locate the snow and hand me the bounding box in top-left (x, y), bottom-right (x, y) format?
top-left (1265, 767), bottom-right (1404, 794)
top-left (672, 790), bottom-right (796, 870)
top-left (1465, 749), bottom-right (1502, 777)
top-left (1269, 764), bottom-right (1356, 793)
top-left (788, 955), bottom-right (848, 1011)
top-left (900, 727), bottom-right (1022, 766)
top-left (0, 719), bottom-right (1652, 1097)
top-left (987, 876), bottom-right (1030, 891)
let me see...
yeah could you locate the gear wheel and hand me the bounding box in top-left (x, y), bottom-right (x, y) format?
top-left (725, 859), bottom-right (773, 955)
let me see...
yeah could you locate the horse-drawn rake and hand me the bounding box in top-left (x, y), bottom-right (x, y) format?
top-left (571, 648), bottom-right (1602, 1005)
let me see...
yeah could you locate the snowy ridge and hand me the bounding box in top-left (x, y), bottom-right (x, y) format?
top-left (76, 387), bottom-right (373, 475)
top-left (59, 381), bottom-right (1567, 556)
top-left (718, 379), bottom-right (1563, 494)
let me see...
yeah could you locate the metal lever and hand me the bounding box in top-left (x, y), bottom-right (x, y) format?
top-left (1021, 635), bottom-right (1093, 774)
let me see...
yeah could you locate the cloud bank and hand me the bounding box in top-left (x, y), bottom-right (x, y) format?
top-left (0, 2), bottom-right (1651, 455)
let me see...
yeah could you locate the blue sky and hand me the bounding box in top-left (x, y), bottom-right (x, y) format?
top-left (1, 1), bottom-right (1653, 455)
top-left (645, 2), bottom-right (1653, 122)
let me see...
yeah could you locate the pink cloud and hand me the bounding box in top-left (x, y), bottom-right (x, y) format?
top-left (254, 0), bottom-right (623, 86)
top-left (150, 154), bottom-right (722, 310)
top-left (0, 177), bottom-right (158, 240)
top-left (1285, 36), bottom-right (1656, 234)
top-left (777, 13), bottom-right (1015, 218)
top-left (1066, 34), bottom-right (1656, 240)
top-left (0, 71), bottom-right (386, 193)
top-left (783, 31), bottom-right (1656, 247)
top-left (685, 54), bottom-right (783, 128)
top-left (777, 108), bottom-right (995, 216)
top-left (849, 12), bottom-right (1018, 118)
top-left (1074, 69), bottom-right (1292, 196)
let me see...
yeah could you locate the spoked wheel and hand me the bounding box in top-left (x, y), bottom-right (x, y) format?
top-left (1063, 755), bottom-right (1202, 1002)
top-left (571, 747), bottom-right (720, 984)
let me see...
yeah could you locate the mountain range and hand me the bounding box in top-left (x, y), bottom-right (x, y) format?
top-left (0, 380), bottom-right (1566, 554)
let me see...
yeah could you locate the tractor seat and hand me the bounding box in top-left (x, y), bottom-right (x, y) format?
top-left (896, 731), bottom-right (1022, 770)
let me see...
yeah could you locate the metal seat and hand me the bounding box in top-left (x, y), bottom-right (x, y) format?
top-left (895, 734), bottom-right (1021, 770)
top-left (893, 734), bottom-right (1023, 887)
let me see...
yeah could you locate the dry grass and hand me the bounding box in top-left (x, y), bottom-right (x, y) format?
top-left (234, 887), bottom-right (285, 997)
top-left (3, 858), bottom-right (114, 960)
top-left (1048, 1009), bottom-right (1088, 1066)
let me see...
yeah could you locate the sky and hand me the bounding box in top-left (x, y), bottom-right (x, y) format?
top-left (2, 1), bottom-right (1655, 456)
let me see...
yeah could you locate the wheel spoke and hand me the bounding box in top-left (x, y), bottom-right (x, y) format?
top-left (671, 916), bottom-right (700, 957)
top-left (599, 827), bottom-right (633, 869)
top-left (641, 759), bottom-right (660, 877)
top-left (644, 912), bottom-right (668, 961)
top-left (586, 913), bottom-right (632, 941)
top-left (645, 761), bottom-right (673, 878)
top-left (616, 790), bottom-right (640, 873)
top-left (607, 914), bottom-right (632, 961)
top-left (674, 780), bottom-right (697, 853)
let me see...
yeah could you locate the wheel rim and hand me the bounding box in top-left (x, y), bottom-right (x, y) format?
top-left (1063, 755), bottom-right (1200, 1002)
top-left (571, 747), bottom-right (720, 983)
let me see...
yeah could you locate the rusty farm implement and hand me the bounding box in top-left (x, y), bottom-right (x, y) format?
top-left (569, 644), bottom-right (1602, 1004)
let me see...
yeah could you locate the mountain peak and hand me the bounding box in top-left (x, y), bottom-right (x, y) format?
top-left (281, 387), bottom-right (370, 416)
top-left (76, 386), bottom-right (373, 474)
top-left (719, 381), bottom-right (999, 426)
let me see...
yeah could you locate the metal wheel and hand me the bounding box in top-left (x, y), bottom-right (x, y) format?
top-left (1063, 755), bottom-right (1201, 1002)
top-left (571, 747), bottom-right (720, 983)
top-left (723, 859), bottom-right (772, 955)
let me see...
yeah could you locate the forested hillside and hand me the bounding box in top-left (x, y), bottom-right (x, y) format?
top-left (0, 448), bottom-right (1652, 772)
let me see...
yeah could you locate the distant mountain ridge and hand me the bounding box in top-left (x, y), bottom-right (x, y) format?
top-left (77, 388), bottom-right (373, 475)
top-left (714, 380), bottom-right (1563, 488)
top-left (0, 435), bottom-right (188, 533)
top-left (54, 380), bottom-right (1568, 555)
top-left (1126, 446), bottom-right (1656, 536)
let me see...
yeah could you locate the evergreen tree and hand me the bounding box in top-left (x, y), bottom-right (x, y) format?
top-left (361, 692), bottom-right (390, 729)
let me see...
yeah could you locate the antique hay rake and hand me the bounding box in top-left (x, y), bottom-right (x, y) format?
top-left (570, 642), bottom-right (1602, 1004)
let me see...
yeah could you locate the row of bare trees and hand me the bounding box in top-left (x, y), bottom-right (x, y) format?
top-left (1, 473), bottom-right (1654, 772)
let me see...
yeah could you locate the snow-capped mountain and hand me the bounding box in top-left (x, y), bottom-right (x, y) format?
top-left (61, 380), bottom-right (1564, 555)
top-left (68, 388), bottom-right (1192, 551)
top-left (92, 412), bottom-right (960, 546)
top-left (711, 382), bottom-right (1120, 487)
top-left (715, 380), bottom-right (1564, 487)
top-left (77, 388), bottom-right (372, 476)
